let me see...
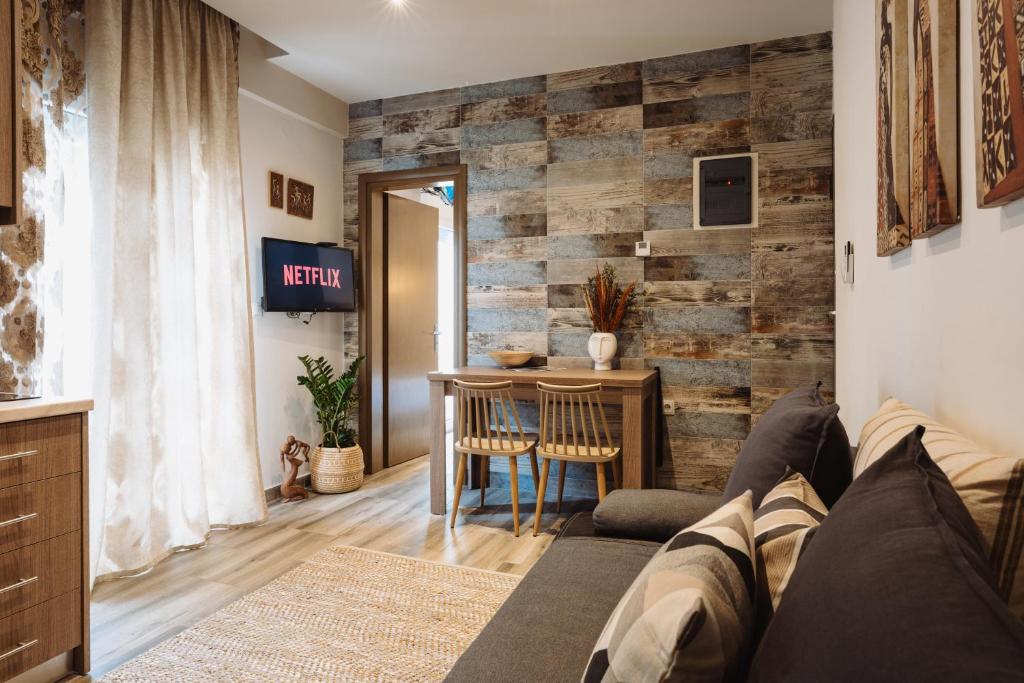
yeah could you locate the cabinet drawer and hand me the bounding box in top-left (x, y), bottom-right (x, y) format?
top-left (0, 475), bottom-right (80, 555)
top-left (0, 533), bottom-right (79, 620)
top-left (0, 591), bottom-right (81, 681)
top-left (0, 416), bottom-right (82, 489)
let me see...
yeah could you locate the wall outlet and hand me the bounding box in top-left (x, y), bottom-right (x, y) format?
top-left (662, 399), bottom-right (676, 416)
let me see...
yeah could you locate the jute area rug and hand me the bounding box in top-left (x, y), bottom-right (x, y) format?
top-left (100, 545), bottom-right (520, 682)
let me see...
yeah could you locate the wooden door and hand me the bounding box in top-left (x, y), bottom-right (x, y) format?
top-left (0, 0), bottom-right (20, 225)
top-left (385, 194), bottom-right (439, 467)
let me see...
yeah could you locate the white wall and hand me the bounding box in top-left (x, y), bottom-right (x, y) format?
top-left (238, 92), bottom-right (346, 490)
top-left (833, 1), bottom-right (1024, 456)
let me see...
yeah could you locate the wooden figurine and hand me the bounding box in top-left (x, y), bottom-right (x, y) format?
top-left (280, 435), bottom-right (310, 501)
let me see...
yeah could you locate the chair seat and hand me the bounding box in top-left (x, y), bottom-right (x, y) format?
top-left (538, 443), bottom-right (620, 461)
top-left (456, 432), bottom-right (538, 455)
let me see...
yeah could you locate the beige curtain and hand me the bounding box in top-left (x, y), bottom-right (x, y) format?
top-left (86, 0), bottom-right (266, 582)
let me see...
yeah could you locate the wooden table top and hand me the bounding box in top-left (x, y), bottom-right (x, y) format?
top-left (427, 366), bottom-right (658, 387)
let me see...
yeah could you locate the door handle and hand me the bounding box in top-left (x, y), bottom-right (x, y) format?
top-left (432, 326), bottom-right (441, 352)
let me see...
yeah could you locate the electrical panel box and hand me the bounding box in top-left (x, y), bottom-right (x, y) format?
top-left (693, 152), bottom-right (758, 230)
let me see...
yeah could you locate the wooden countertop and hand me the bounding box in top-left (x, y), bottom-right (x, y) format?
top-left (0, 397), bottom-right (93, 424)
top-left (428, 366), bottom-right (658, 387)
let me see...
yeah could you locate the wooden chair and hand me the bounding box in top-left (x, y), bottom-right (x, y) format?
top-left (533, 382), bottom-right (621, 536)
top-left (450, 379), bottom-right (539, 536)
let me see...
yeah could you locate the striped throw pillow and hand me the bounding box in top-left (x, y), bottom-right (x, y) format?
top-left (582, 492), bottom-right (756, 683)
top-left (754, 472), bottom-right (827, 628)
top-left (855, 398), bottom-right (1024, 618)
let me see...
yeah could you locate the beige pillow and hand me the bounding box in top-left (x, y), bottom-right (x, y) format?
top-left (754, 471), bottom-right (827, 627)
top-left (581, 492), bottom-right (756, 683)
top-left (855, 398), bottom-right (1024, 618)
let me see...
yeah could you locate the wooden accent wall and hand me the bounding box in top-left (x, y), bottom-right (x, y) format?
top-left (343, 33), bottom-right (834, 494)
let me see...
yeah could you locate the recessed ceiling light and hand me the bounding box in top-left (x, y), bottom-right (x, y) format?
top-left (390, 0), bottom-right (404, 6)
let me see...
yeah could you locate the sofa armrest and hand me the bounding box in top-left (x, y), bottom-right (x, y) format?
top-left (592, 489), bottom-right (722, 543)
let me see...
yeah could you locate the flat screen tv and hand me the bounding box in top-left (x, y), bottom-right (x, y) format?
top-left (262, 237), bottom-right (356, 312)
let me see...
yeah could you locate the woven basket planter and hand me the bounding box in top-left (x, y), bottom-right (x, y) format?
top-left (310, 444), bottom-right (364, 493)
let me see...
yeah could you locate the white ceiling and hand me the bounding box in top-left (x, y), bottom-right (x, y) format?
top-left (206, 0), bottom-right (833, 104)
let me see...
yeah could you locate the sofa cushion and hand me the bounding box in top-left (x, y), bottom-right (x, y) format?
top-left (445, 518), bottom-right (659, 683)
top-left (723, 384), bottom-right (851, 508)
top-left (592, 488), bottom-right (722, 542)
top-left (855, 397), bottom-right (1024, 618)
top-left (753, 470), bottom-right (826, 633)
top-left (748, 428), bottom-right (1024, 682)
top-left (582, 492), bottom-right (756, 683)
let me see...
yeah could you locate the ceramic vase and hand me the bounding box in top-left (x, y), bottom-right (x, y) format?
top-left (587, 332), bottom-right (617, 371)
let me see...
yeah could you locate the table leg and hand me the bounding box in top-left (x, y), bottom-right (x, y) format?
top-left (430, 380), bottom-right (447, 515)
top-left (622, 386), bottom-right (648, 489)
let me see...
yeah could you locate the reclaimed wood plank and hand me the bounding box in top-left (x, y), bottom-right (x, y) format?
top-left (667, 411), bottom-right (750, 439)
top-left (347, 116), bottom-right (383, 141)
top-left (546, 257), bottom-right (643, 285)
top-left (750, 334), bottom-right (834, 362)
top-left (642, 305), bottom-right (751, 333)
top-left (467, 261), bottom-right (546, 286)
top-left (383, 105), bottom-right (460, 136)
top-left (549, 131), bottom-right (642, 162)
top-left (547, 232), bottom-right (643, 259)
top-left (643, 45), bottom-right (750, 80)
top-left (547, 106), bottom-right (643, 138)
top-left (644, 254), bottom-right (751, 282)
top-left (462, 75), bottom-right (546, 104)
top-left (548, 62), bottom-right (641, 91)
top-left (649, 358), bottom-right (751, 387)
top-left (467, 308), bottom-right (548, 333)
top-left (467, 236), bottom-right (547, 263)
top-left (643, 119), bottom-right (751, 155)
top-left (752, 359), bottom-right (834, 390)
top-left (751, 306), bottom-right (834, 335)
top-left (752, 278), bottom-right (833, 307)
top-left (644, 177), bottom-right (693, 205)
top-left (460, 140), bottom-right (549, 171)
top-left (547, 206), bottom-right (645, 235)
top-left (643, 227), bottom-right (751, 256)
top-left (468, 188), bottom-right (547, 217)
top-left (644, 332), bottom-right (751, 360)
top-left (644, 280), bottom-right (751, 307)
top-left (460, 93), bottom-right (547, 126)
top-left (468, 213), bottom-right (547, 240)
top-left (382, 88), bottom-right (461, 116)
top-left (382, 128), bottom-right (460, 157)
top-left (644, 64), bottom-right (751, 104)
top-left (643, 92), bottom-right (751, 129)
top-left (547, 81), bottom-right (643, 115)
top-left (467, 285), bottom-right (547, 309)
top-left (661, 385), bottom-right (752, 414)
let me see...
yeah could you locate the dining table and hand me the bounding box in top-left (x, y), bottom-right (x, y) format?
top-left (426, 366), bottom-right (660, 515)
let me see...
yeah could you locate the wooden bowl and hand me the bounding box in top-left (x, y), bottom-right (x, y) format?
top-left (489, 351), bottom-right (533, 368)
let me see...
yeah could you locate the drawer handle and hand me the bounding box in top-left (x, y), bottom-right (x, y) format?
top-left (0, 639), bottom-right (37, 661)
top-left (0, 513), bottom-right (37, 529)
top-left (0, 576), bottom-right (37, 594)
top-left (0, 450), bottom-right (36, 463)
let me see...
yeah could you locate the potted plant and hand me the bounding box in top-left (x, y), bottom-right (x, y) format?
top-left (580, 264), bottom-right (639, 371)
top-left (297, 354), bottom-right (365, 493)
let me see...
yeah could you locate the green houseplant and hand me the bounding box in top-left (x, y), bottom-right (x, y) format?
top-left (297, 354), bottom-right (365, 493)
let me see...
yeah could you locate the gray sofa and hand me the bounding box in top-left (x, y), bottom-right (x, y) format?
top-left (445, 490), bottom-right (720, 683)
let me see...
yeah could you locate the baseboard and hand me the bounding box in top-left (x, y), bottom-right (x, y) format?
top-left (265, 474), bottom-right (311, 503)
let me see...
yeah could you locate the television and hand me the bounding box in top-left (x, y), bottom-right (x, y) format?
top-left (262, 237), bottom-right (356, 312)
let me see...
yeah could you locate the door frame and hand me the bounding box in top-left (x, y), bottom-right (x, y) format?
top-left (357, 164), bottom-right (468, 474)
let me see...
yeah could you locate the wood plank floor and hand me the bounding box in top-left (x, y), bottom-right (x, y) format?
top-left (89, 454), bottom-right (596, 677)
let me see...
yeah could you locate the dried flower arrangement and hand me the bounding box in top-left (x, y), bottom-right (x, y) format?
top-left (580, 264), bottom-right (639, 333)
